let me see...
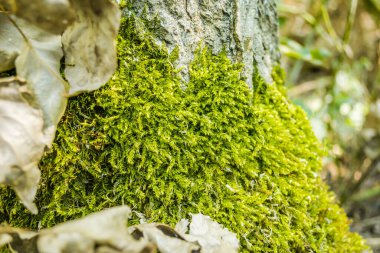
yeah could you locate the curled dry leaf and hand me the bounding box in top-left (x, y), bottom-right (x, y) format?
top-left (0, 0), bottom-right (120, 212)
top-left (0, 206), bottom-right (156, 253)
top-left (37, 206), bottom-right (155, 253)
top-left (0, 207), bottom-right (239, 253)
top-left (174, 214), bottom-right (239, 253)
top-left (62, 0), bottom-right (121, 96)
top-left (0, 0), bottom-right (75, 34)
top-left (130, 224), bottom-right (201, 253)
top-left (0, 77), bottom-right (47, 214)
top-left (130, 213), bottom-right (239, 253)
top-left (0, 13), bottom-right (68, 132)
top-left (0, 14), bottom-right (68, 213)
top-left (11, 16), bottom-right (69, 131)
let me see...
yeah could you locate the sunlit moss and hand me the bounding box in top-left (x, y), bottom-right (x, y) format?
top-left (0, 11), bottom-right (367, 253)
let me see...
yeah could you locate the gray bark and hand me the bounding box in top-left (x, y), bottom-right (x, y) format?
top-left (130, 0), bottom-right (279, 87)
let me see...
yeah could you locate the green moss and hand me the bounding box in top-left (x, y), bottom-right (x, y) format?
top-left (0, 13), bottom-right (367, 252)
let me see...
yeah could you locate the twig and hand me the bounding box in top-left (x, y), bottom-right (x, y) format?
top-left (343, 0), bottom-right (358, 45)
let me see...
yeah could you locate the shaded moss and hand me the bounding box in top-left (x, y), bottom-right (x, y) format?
top-left (0, 13), bottom-right (367, 252)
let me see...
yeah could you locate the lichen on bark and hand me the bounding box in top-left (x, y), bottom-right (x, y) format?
top-left (0, 10), bottom-right (367, 252)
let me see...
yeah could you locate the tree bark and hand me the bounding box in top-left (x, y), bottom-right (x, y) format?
top-left (130, 0), bottom-right (279, 87)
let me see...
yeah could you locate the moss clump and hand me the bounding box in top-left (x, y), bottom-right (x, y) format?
top-left (0, 13), bottom-right (367, 252)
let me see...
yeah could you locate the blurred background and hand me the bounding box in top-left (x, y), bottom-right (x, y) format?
top-left (278, 0), bottom-right (380, 251)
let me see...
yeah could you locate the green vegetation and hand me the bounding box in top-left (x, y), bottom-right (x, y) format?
top-left (279, 0), bottom-right (380, 208)
top-left (0, 12), bottom-right (367, 252)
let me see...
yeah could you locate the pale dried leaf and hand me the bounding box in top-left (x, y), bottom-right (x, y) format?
top-left (40, 206), bottom-right (154, 253)
top-left (44, 206), bottom-right (133, 247)
top-left (62, 0), bottom-right (121, 96)
top-left (0, 234), bottom-right (12, 246)
top-left (11, 16), bottom-right (69, 133)
top-left (132, 214), bottom-right (240, 253)
top-left (1, 0), bottom-right (75, 34)
top-left (37, 233), bottom-right (94, 253)
top-left (130, 224), bottom-right (201, 253)
top-left (0, 13), bottom-right (66, 213)
top-left (0, 77), bottom-right (46, 214)
top-left (0, 14), bottom-right (23, 71)
top-left (176, 214), bottom-right (239, 253)
top-left (0, 0), bottom-right (120, 212)
top-left (174, 219), bottom-right (190, 234)
top-left (0, 207), bottom-right (240, 253)
top-left (0, 206), bottom-right (155, 253)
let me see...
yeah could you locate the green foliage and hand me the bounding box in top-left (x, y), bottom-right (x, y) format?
top-left (279, 1), bottom-right (380, 223)
top-left (0, 13), bottom-right (367, 252)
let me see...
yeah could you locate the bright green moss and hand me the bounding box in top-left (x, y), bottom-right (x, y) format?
top-left (0, 13), bottom-right (367, 252)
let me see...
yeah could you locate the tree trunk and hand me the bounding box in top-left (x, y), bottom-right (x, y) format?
top-left (130, 0), bottom-right (279, 87)
top-left (0, 1), bottom-right (368, 252)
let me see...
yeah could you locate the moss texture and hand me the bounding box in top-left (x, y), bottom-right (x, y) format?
top-left (0, 12), bottom-right (367, 253)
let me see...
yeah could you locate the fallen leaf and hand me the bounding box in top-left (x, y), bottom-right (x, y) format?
top-left (1, 0), bottom-right (75, 34)
top-left (0, 14), bottom-right (68, 212)
top-left (0, 0), bottom-right (121, 212)
top-left (0, 77), bottom-right (46, 214)
top-left (0, 14), bottom-right (23, 72)
top-left (130, 214), bottom-right (240, 253)
top-left (0, 207), bottom-right (240, 253)
top-left (130, 224), bottom-right (201, 253)
top-left (175, 214), bottom-right (239, 253)
top-left (0, 206), bottom-right (156, 253)
top-left (11, 15), bottom-right (69, 134)
top-left (62, 0), bottom-right (121, 96)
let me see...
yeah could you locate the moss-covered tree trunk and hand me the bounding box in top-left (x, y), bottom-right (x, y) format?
top-left (0, 1), bottom-right (368, 252)
top-left (129, 0), bottom-right (279, 87)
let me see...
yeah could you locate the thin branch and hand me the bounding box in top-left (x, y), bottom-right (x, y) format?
top-left (343, 0), bottom-right (358, 45)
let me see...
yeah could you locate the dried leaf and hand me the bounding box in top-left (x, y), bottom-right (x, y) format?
top-left (11, 16), bottom-right (69, 132)
top-left (130, 224), bottom-right (201, 253)
top-left (0, 77), bottom-right (46, 214)
top-left (175, 214), bottom-right (239, 253)
top-left (0, 207), bottom-right (240, 253)
top-left (57, 206), bottom-right (148, 252)
top-left (62, 0), bottom-right (121, 96)
top-left (0, 206), bottom-right (156, 253)
top-left (1, 0), bottom-right (75, 34)
top-left (130, 214), bottom-right (240, 253)
top-left (43, 206), bottom-right (133, 248)
top-left (0, 14), bottom-right (68, 212)
top-left (0, 0), bottom-right (120, 212)
top-left (0, 14), bottom-right (23, 72)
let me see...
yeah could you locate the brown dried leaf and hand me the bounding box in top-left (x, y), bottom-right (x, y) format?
top-left (62, 0), bottom-right (121, 96)
top-left (0, 77), bottom-right (46, 214)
